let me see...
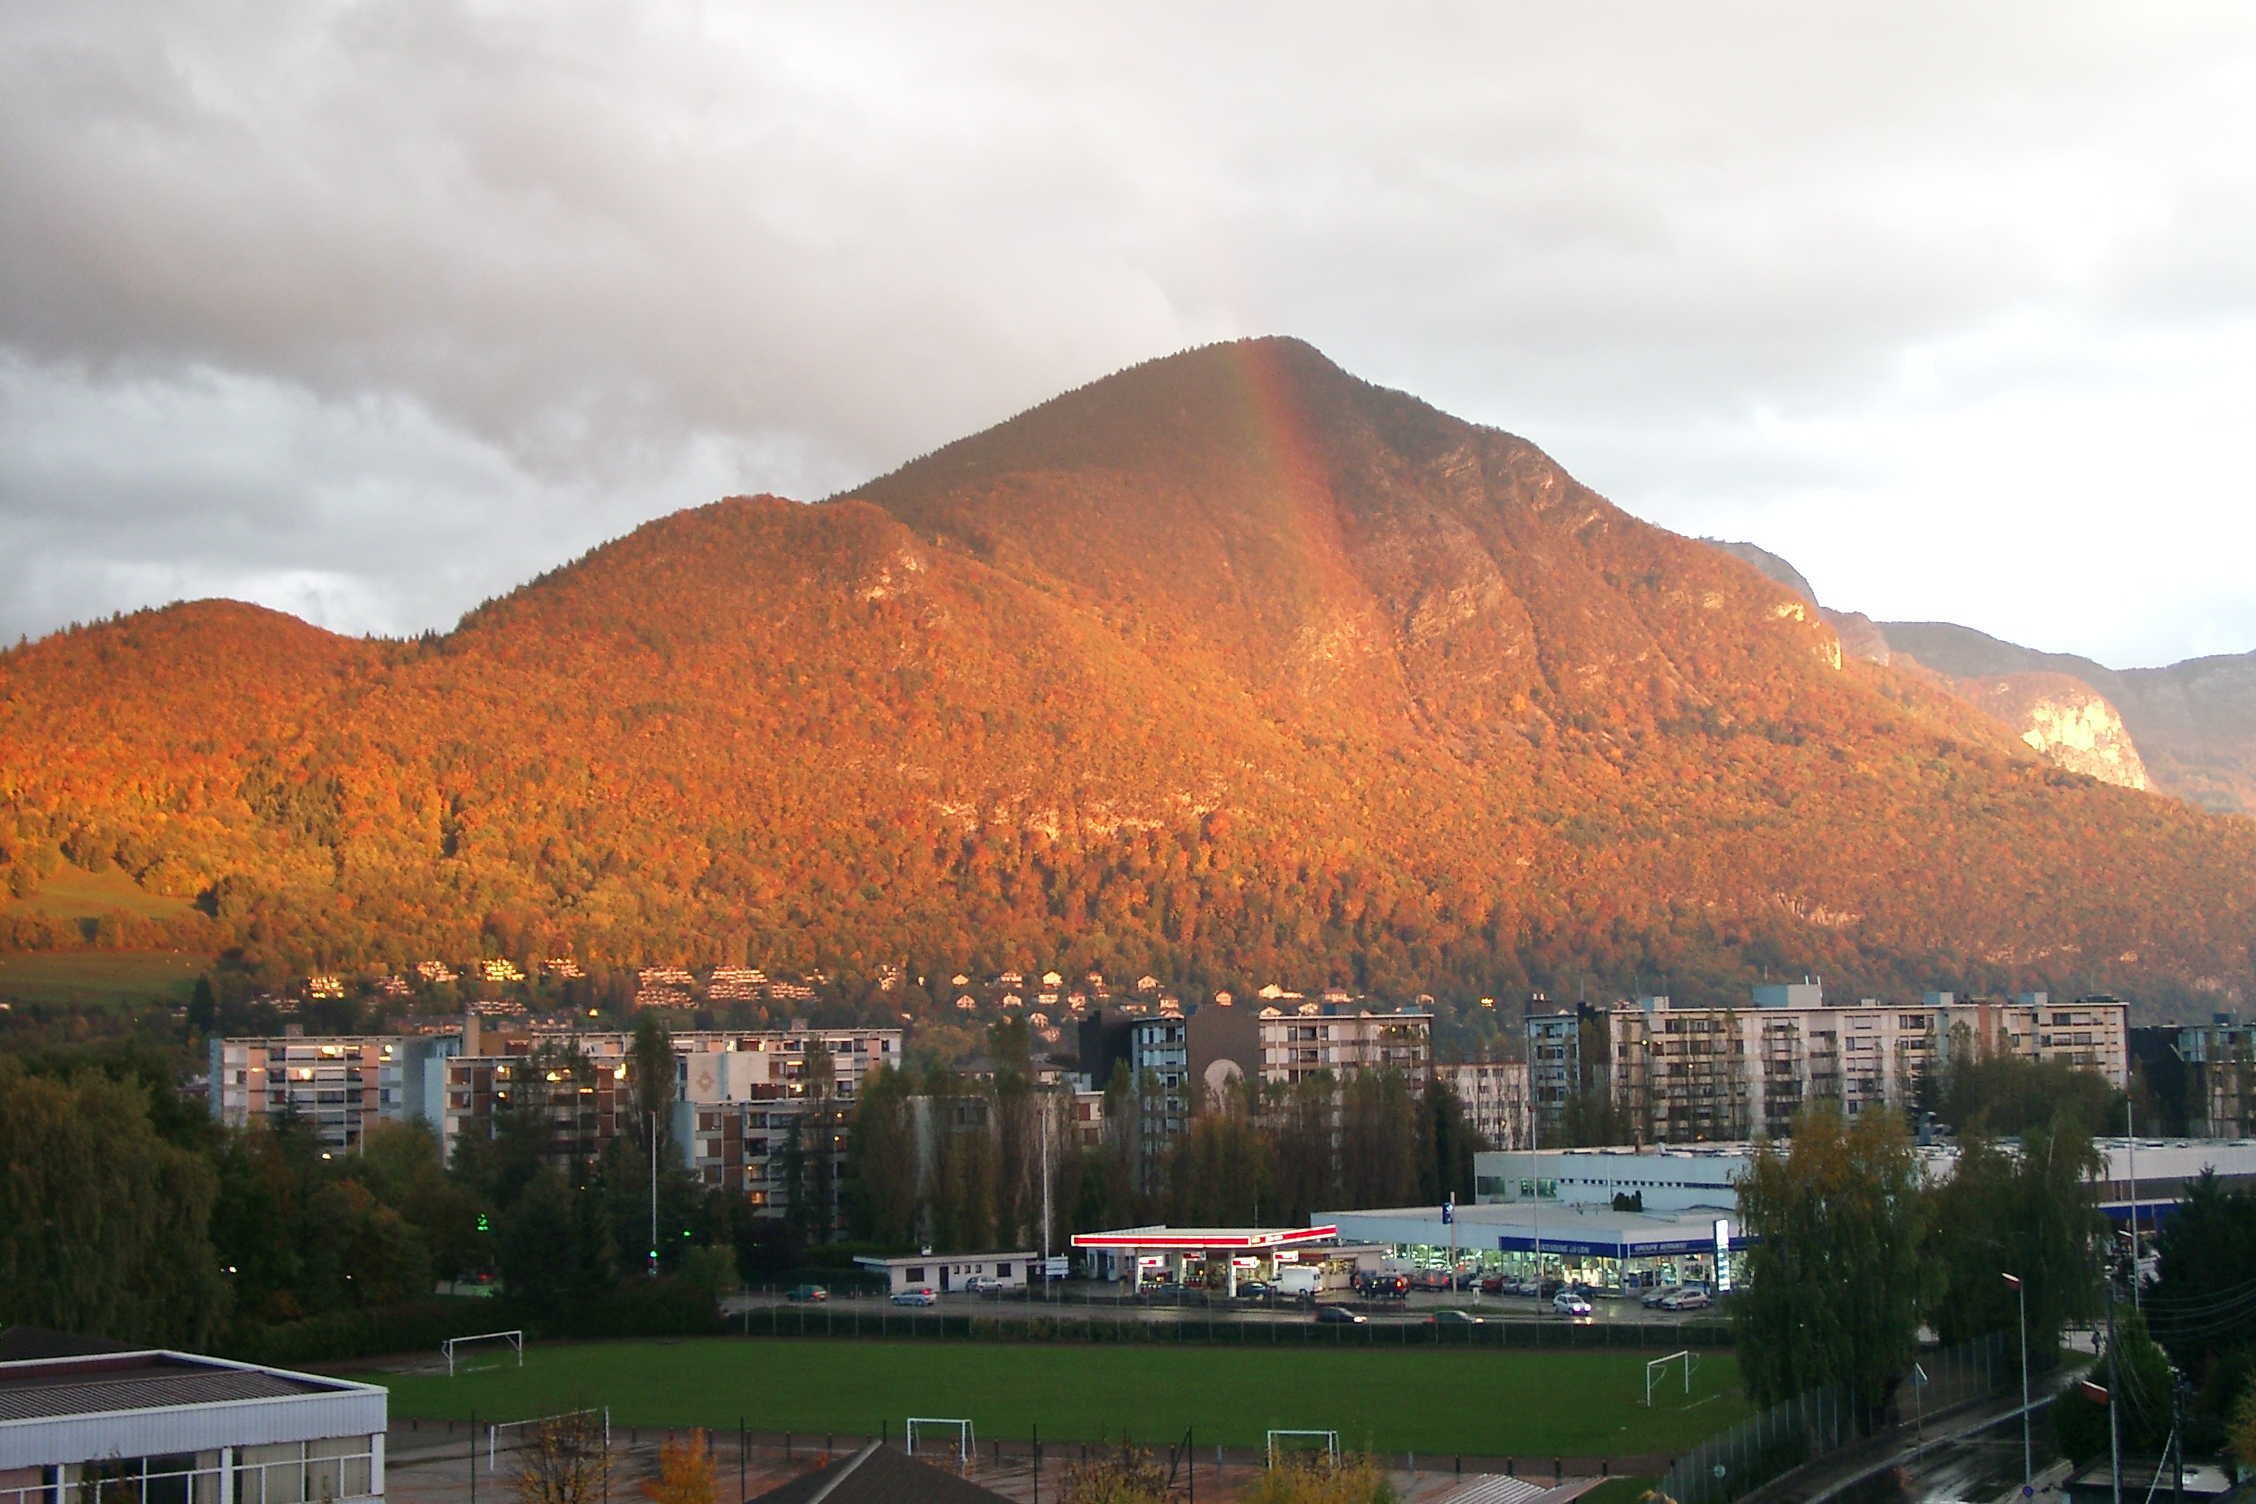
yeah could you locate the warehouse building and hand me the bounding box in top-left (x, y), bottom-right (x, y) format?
top-left (0, 1336), bottom-right (388, 1504)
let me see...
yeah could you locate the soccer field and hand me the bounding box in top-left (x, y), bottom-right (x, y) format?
top-left (378, 1337), bottom-right (1747, 1457)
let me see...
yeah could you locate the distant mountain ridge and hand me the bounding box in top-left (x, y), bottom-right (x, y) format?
top-left (4, 339), bottom-right (2253, 1017)
top-left (1876, 625), bottom-right (2256, 814)
top-left (1701, 542), bottom-right (2254, 815)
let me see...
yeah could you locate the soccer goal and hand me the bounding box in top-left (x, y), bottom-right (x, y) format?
top-left (442, 1330), bottom-right (524, 1377)
top-left (488, 1409), bottom-right (610, 1473)
top-left (905, 1418), bottom-right (974, 1468)
top-left (1645, 1350), bottom-right (1697, 1406)
top-left (1265, 1432), bottom-right (1340, 1468)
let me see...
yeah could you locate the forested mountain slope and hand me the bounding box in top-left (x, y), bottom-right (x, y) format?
top-left (3, 339), bottom-right (2250, 1011)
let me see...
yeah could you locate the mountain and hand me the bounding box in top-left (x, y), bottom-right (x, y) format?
top-left (1878, 623), bottom-right (2256, 816)
top-left (1946, 672), bottom-right (2150, 792)
top-left (4, 338), bottom-right (2253, 1016)
top-left (1696, 546), bottom-right (2251, 813)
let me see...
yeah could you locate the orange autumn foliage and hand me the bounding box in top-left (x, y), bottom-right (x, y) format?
top-left (1, 339), bottom-right (2250, 1011)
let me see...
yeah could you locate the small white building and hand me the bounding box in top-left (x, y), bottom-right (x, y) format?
top-left (852, 1252), bottom-right (1037, 1296)
top-left (0, 1342), bottom-right (388, 1504)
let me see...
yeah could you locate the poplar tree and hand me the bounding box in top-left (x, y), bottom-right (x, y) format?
top-left (1734, 1107), bottom-right (1928, 1424)
top-left (843, 1065), bottom-right (920, 1245)
top-left (0, 1058), bottom-right (228, 1346)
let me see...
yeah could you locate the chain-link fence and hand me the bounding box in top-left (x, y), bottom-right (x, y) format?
top-left (735, 1302), bottom-right (1736, 1348)
top-left (1655, 1332), bottom-right (2005, 1504)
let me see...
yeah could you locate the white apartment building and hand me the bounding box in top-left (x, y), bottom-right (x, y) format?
top-left (1253, 1008), bottom-right (1433, 1084)
top-left (433, 1021), bottom-right (902, 1176)
top-left (1442, 1060), bottom-right (1530, 1150)
top-left (1532, 986), bottom-right (2128, 1144)
top-left (208, 1034), bottom-right (460, 1150)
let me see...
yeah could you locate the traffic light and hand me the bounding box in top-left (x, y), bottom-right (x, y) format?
top-left (476, 1213), bottom-right (490, 1233)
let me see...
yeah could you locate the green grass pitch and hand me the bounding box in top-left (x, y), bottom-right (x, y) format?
top-left (376, 1338), bottom-right (1749, 1457)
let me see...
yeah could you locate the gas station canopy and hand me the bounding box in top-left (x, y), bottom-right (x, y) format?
top-left (1070, 1224), bottom-right (1340, 1252)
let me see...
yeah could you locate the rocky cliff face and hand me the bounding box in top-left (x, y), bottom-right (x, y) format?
top-left (1882, 622), bottom-right (2255, 816)
top-left (1949, 673), bottom-right (2151, 791)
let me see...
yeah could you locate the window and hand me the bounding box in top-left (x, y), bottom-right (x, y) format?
top-left (906, 1266), bottom-right (924, 1281)
top-left (997, 1263), bottom-right (1012, 1277)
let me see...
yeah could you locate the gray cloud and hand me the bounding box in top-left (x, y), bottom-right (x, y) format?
top-left (3, 0), bottom-right (2252, 665)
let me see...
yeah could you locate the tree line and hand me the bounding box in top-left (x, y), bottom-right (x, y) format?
top-left (842, 1020), bottom-right (1487, 1249)
top-left (1733, 1088), bottom-right (2256, 1463)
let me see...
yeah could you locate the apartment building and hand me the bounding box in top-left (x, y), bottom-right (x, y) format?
top-left (359, 1016), bottom-right (904, 1183)
top-left (1441, 1059), bottom-right (1530, 1150)
top-left (1525, 1006), bottom-right (1592, 1141)
top-left (2179, 1014), bottom-right (2256, 1138)
top-left (1531, 986), bottom-right (2129, 1144)
top-left (209, 1033), bottom-right (461, 1149)
top-left (1255, 1007), bottom-right (1432, 1084)
top-left (669, 1029), bottom-right (901, 1216)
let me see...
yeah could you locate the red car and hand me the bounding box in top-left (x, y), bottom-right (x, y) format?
top-left (1478, 1273), bottom-right (1507, 1295)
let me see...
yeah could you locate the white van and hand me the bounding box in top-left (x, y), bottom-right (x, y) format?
top-left (1275, 1266), bottom-right (1322, 1298)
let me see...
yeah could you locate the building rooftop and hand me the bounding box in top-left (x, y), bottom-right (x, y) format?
top-left (0, 1352), bottom-right (354, 1423)
top-left (1070, 1224), bottom-right (1339, 1249)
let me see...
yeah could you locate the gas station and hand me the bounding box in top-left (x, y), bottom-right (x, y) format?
top-left (1069, 1224), bottom-right (1347, 1294)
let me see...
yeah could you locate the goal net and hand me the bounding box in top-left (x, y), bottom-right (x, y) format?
top-left (488, 1409), bottom-right (610, 1473)
top-left (905, 1418), bottom-right (974, 1468)
top-left (1645, 1350), bottom-right (1697, 1406)
top-left (1266, 1432), bottom-right (1340, 1468)
top-left (442, 1330), bottom-right (524, 1377)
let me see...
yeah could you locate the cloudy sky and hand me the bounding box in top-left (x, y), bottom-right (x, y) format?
top-left (4, 2), bottom-right (2252, 669)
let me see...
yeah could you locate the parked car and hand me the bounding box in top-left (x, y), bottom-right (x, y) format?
top-left (1235, 1280), bottom-right (1273, 1299)
top-left (1411, 1270), bottom-right (1454, 1292)
top-left (892, 1287), bottom-right (937, 1306)
top-left (1453, 1269), bottom-right (1484, 1291)
top-left (1352, 1271), bottom-right (1410, 1300)
top-left (1314, 1304), bottom-right (1367, 1324)
top-left (1661, 1288), bottom-right (1712, 1311)
top-left (1428, 1309), bottom-right (1486, 1326)
top-left (1553, 1291), bottom-right (1594, 1317)
top-left (1478, 1273), bottom-right (1507, 1295)
top-left (1639, 1284), bottom-right (1677, 1309)
top-left (963, 1274), bottom-right (1004, 1294)
top-left (786, 1283), bottom-right (829, 1303)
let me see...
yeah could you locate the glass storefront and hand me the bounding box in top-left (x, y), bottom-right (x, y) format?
top-left (1377, 1239), bottom-right (1737, 1292)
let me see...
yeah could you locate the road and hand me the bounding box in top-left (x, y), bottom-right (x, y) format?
top-left (727, 1282), bottom-right (1722, 1331)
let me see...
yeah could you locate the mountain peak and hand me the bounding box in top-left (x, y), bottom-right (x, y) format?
top-left (5, 346), bottom-right (2251, 1010)
top-left (845, 339), bottom-right (1842, 736)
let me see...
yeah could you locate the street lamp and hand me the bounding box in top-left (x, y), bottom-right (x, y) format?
top-left (2003, 1272), bottom-right (2030, 1494)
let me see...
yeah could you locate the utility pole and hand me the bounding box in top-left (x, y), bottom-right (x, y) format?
top-left (2003, 1272), bottom-right (2030, 1493)
top-left (2106, 1262), bottom-right (2123, 1504)
top-left (2126, 1098), bottom-right (2141, 1311)
top-left (2173, 1381), bottom-right (2187, 1504)
top-left (649, 1109), bottom-right (659, 1278)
